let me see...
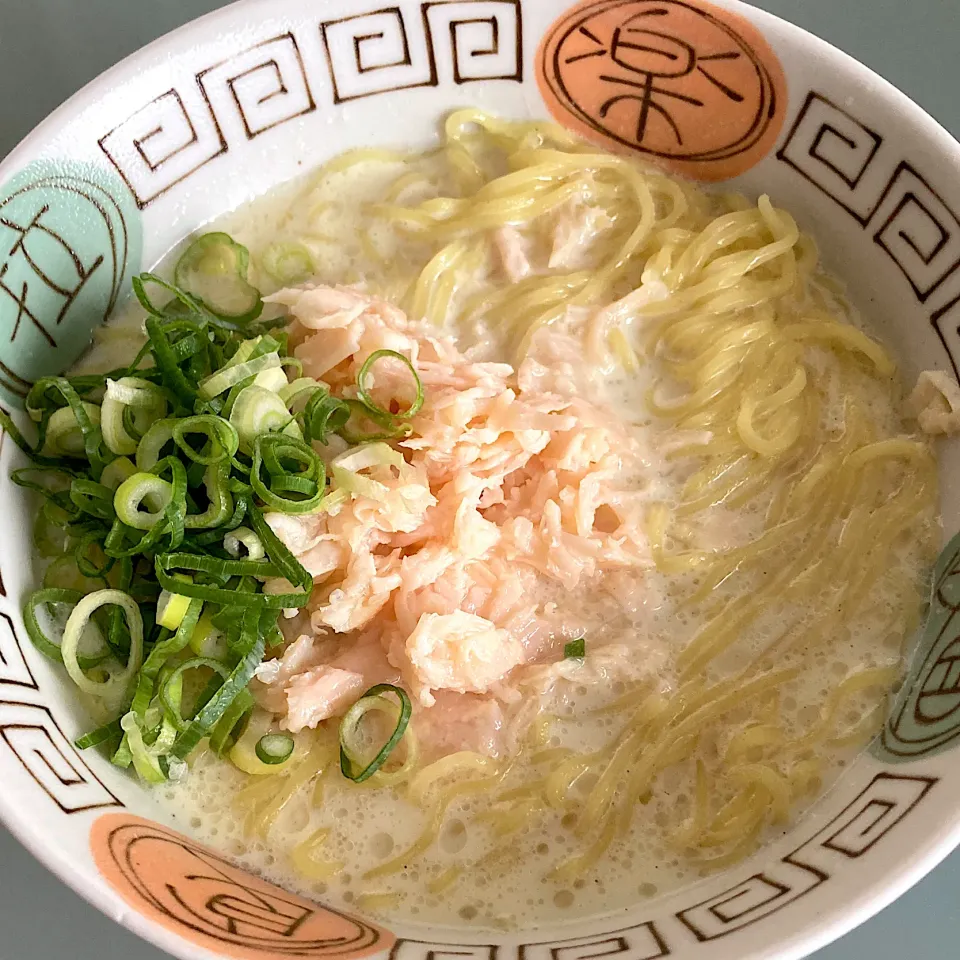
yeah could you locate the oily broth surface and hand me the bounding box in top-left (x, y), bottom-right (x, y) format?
top-left (129, 161), bottom-right (934, 930)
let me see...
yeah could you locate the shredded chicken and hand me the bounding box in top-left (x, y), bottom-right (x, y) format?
top-left (416, 692), bottom-right (506, 759)
top-left (493, 225), bottom-right (531, 282)
top-left (549, 199), bottom-right (602, 270)
top-left (256, 284), bottom-right (659, 751)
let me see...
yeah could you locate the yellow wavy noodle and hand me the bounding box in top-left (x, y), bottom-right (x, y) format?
top-left (290, 828), bottom-right (344, 880)
top-left (427, 865), bottom-right (462, 894)
top-left (224, 109), bottom-right (938, 891)
top-left (237, 741), bottom-right (332, 839)
top-left (356, 892), bottom-right (404, 911)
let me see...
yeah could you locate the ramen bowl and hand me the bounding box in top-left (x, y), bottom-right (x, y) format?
top-left (2, 0), bottom-right (960, 958)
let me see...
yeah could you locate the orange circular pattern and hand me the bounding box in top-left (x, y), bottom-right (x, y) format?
top-left (91, 814), bottom-right (393, 960)
top-left (537, 0), bottom-right (787, 180)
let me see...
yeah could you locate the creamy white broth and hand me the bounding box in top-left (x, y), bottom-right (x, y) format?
top-left (72, 127), bottom-right (936, 930)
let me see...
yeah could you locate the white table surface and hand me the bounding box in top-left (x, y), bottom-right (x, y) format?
top-left (1, 0), bottom-right (959, 957)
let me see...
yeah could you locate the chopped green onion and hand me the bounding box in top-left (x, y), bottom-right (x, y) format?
top-left (100, 456), bottom-right (138, 491)
top-left (172, 415), bottom-right (239, 465)
top-left (24, 588), bottom-right (85, 663)
top-left (136, 420), bottom-right (178, 471)
top-left (302, 389), bottom-right (350, 445)
top-left (209, 689), bottom-right (255, 757)
top-left (75, 718), bottom-right (123, 751)
top-left (280, 377), bottom-right (324, 410)
top-left (244, 497), bottom-right (313, 594)
top-left (131, 598), bottom-right (202, 720)
top-left (230, 384), bottom-right (301, 452)
top-left (188, 609), bottom-right (227, 659)
top-left (564, 636), bottom-right (585, 660)
top-left (156, 580), bottom-right (194, 630)
top-left (43, 403), bottom-right (102, 458)
top-left (357, 349), bottom-right (424, 420)
top-left (171, 607), bottom-right (266, 759)
top-left (339, 399), bottom-right (412, 444)
top-left (144, 316), bottom-right (201, 409)
top-left (251, 433), bottom-right (326, 514)
top-left (155, 553), bottom-right (308, 609)
top-left (262, 242), bottom-right (314, 284)
top-left (175, 233), bottom-right (263, 322)
top-left (60, 589), bottom-right (143, 707)
top-left (330, 442), bottom-right (412, 502)
top-left (101, 377), bottom-right (168, 456)
top-left (114, 472), bottom-right (173, 529)
top-left (223, 526), bottom-right (264, 560)
top-left (160, 657), bottom-right (230, 732)
top-left (339, 683), bottom-right (412, 782)
top-left (184, 462), bottom-right (234, 530)
top-left (253, 366), bottom-right (289, 393)
top-left (199, 351), bottom-right (282, 401)
top-left (70, 479), bottom-right (116, 522)
top-left (133, 272), bottom-right (206, 320)
top-left (0, 269), bottom-right (328, 783)
top-left (255, 733), bottom-right (295, 764)
top-left (120, 711), bottom-right (166, 783)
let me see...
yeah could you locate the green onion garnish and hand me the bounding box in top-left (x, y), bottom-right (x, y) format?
top-left (339, 683), bottom-right (412, 782)
top-left (564, 636), bottom-right (585, 660)
top-left (262, 242), bottom-right (314, 285)
top-left (174, 232), bottom-right (263, 323)
top-left (4, 247), bottom-right (428, 786)
top-left (255, 733), bottom-right (295, 765)
top-left (357, 349), bottom-right (424, 421)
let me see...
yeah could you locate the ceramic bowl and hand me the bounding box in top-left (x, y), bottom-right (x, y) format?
top-left (2, 1), bottom-right (960, 959)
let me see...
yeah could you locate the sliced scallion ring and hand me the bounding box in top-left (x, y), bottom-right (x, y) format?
top-left (255, 733), bottom-right (295, 765)
top-left (160, 657), bottom-right (230, 732)
top-left (24, 587), bottom-right (85, 663)
top-left (339, 683), bottom-right (412, 783)
top-left (174, 232), bottom-right (263, 322)
top-left (114, 472), bottom-right (174, 530)
top-left (251, 433), bottom-right (326, 515)
top-left (184, 462), bottom-right (234, 530)
top-left (230, 385), bottom-right (302, 453)
top-left (60, 589), bottom-right (144, 706)
top-left (172, 415), bottom-right (239, 465)
top-left (262, 242), bottom-right (314, 284)
top-left (120, 711), bottom-right (166, 783)
top-left (338, 399), bottom-right (412, 445)
top-left (357, 349), bottom-right (424, 421)
top-left (302, 389), bottom-right (350, 445)
top-left (280, 377), bottom-right (325, 411)
top-left (101, 377), bottom-right (168, 456)
top-left (135, 420), bottom-right (178, 471)
top-left (43, 403), bottom-right (101, 458)
top-left (253, 366), bottom-right (289, 393)
top-left (100, 456), bottom-right (138, 491)
top-left (199, 352), bottom-right (282, 400)
top-left (223, 526), bottom-right (265, 560)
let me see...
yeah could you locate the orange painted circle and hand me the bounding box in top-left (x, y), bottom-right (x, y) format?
top-left (537, 0), bottom-right (788, 180)
top-left (91, 814), bottom-right (393, 960)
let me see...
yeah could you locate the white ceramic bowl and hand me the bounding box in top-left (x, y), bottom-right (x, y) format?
top-left (2, 1), bottom-right (960, 959)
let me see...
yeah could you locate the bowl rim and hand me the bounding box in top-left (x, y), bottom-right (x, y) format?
top-left (3, 1), bottom-right (960, 958)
